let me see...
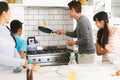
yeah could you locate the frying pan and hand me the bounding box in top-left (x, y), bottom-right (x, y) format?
top-left (38, 26), bottom-right (54, 33)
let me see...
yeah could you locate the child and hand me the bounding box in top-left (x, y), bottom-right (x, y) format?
top-left (10, 20), bottom-right (27, 59)
top-left (93, 11), bottom-right (120, 63)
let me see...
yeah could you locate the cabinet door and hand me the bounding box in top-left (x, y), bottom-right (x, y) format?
top-left (9, 5), bottom-right (24, 22)
top-left (9, 5), bottom-right (25, 38)
top-left (111, 0), bottom-right (120, 17)
top-left (23, 0), bottom-right (72, 7)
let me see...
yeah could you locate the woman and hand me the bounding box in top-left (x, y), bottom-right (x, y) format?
top-left (93, 11), bottom-right (120, 63)
top-left (0, 2), bottom-right (27, 70)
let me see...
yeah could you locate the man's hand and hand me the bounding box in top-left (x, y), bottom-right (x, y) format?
top-left (67, 40), bottom-right (76, 46)
top-left (55, 30), bottom-right (66, 35)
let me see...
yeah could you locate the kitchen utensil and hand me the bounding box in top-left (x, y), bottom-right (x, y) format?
top-left (107, 53), bottom-right (120, 65)
top-left (27, 37), bottom-right (38, 52)
top-left (38, 26), bottom-right (54, 33)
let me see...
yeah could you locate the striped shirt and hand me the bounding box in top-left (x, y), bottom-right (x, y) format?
top-left (103, 27), bottom-right (120, 62)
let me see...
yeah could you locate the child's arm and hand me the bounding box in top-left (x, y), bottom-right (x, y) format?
top-left (96, 42), bottom-right (108, 55)
top-left (19, 50), bottom-right (25, 59)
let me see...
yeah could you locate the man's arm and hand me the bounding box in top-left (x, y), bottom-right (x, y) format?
top-left (75, 25), bottom-right (90, 46)
top-left (66, 29), bottom-right (77, 38)
top-left (55, 29), bottom-right (77, 38)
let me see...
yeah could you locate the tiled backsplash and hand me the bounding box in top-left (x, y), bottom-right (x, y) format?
top-left (24, 7), bottom-right (73, 47)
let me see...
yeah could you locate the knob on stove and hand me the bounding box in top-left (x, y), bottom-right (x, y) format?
top-left (39, 59), bottom-right (41, 62)
top-left (47, 58), bottom-right (50, 61)
top-left (32, 59), bottom-right (36, 64)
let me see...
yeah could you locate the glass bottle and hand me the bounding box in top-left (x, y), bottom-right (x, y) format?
top-left (27, 60), bottom-right (33, 80)
top-left (68, 52), bottom-right (77, 80)
top-left (68, 52), bottom-right (77, 65)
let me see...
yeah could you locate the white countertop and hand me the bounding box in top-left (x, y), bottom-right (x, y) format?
top-left (0, 63), bottom-right (120, 80)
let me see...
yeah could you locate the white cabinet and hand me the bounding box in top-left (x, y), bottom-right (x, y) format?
top-left (111, 0), bottom-right (120, 17)
top-left (9, 4), bottom-right (25, 38)
top-left (9, 5), bottom-right (24, 22)
top-left (94, 0), bottom-right (111, 17)
top-left (23, 0), bottom-right (72, 7)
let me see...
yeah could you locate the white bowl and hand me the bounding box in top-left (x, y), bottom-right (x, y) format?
top-left (107, 53), bottom-right (120, 64)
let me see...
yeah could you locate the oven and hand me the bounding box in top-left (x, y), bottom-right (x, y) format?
top-left (27, 46), bottom-right (78, 66)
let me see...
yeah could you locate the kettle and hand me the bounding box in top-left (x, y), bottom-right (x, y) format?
top-left (27, 37), bottom-right (38, 52)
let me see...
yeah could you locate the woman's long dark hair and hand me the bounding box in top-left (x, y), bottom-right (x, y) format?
top-left (93, 11), bottom-right (109, 48)
top-left (0, 2), bottom-right (9, 15)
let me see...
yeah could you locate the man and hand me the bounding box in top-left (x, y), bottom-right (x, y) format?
top-left (0, 2), bottom-right (27, 70)
top-left (55, 1), bottom-right (95, 64)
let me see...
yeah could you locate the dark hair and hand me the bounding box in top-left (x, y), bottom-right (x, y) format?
top-left (68, 1), bottom-right (81, 13)
top-left (10, 20), bottom-right (23, 34)
top-left (93, 11), bottom-right (109, 48)
top-left (0, 2), bottom-right (9, 15)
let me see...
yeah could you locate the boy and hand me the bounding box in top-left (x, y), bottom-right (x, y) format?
top-left (10, 20), bottom-right (27, 59)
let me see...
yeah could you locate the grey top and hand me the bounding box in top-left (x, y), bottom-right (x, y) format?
top-left (66, 15), bottom-right (95, 54)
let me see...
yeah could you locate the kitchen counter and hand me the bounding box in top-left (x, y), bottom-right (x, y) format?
top-left (0, 63), bottom-right (120, 80)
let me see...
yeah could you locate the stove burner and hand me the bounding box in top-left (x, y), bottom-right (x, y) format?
top-left (27, 48), bottom-right (72, 54)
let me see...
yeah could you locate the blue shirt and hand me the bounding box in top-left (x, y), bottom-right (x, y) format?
top-left (14, 34), bottom-right (27, 54)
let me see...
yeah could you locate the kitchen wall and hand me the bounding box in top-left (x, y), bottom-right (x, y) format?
top-left (24, 7), bottom-right (73, 47)
top-left (111, 0), bottom-right (120, 17)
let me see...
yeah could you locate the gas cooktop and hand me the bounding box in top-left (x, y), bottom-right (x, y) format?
top-left (27, 46), bottom-right (78, 66)
top-left (27, 46), bottom-right (73, 55)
